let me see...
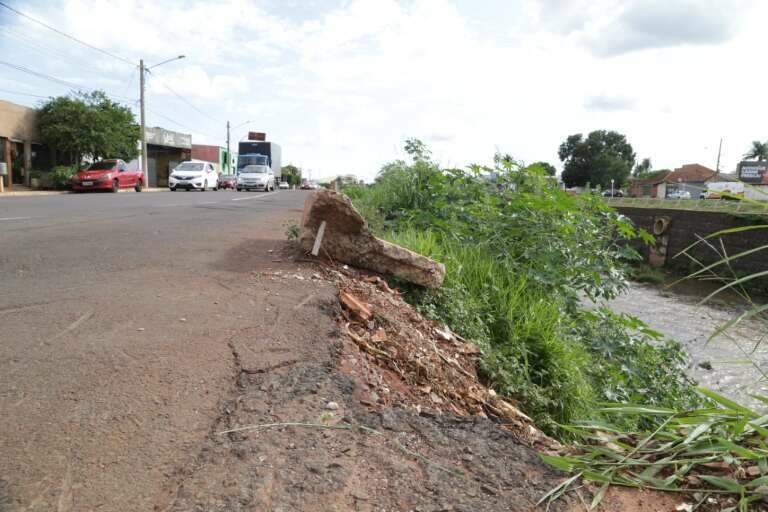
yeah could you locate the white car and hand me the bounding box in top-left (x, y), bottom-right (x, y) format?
top-left (668, 190), bottom-right (691, 199)
top-left (169, 161), bottom-right (219, 191)
top-left (236, 155), bottom-right (276, 192)
top-left (278, 181), bottom-right (290, 189)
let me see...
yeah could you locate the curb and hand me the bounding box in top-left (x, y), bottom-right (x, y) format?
top-left (0, 188), bottom-right (171, 198)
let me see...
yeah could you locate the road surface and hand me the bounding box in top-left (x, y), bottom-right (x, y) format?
top-left (0, 190), bottom-right (311, 510)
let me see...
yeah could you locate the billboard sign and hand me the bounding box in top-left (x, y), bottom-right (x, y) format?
top-left (738, 161), bottom-right (768, 184)
top-left (145, 127), bottom-right (192, 149)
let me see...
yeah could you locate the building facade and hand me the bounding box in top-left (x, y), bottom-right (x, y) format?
top-left (0, 100), bottom-right (51, 190)
top-left (191, 144), bottom-right (236, 174)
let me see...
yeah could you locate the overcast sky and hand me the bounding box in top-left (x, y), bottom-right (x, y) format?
top-left (0, 0), bottom-right (764, 180)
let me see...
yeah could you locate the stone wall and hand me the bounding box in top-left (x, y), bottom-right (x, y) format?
top-left (616, 207), bottom-right (768, 275)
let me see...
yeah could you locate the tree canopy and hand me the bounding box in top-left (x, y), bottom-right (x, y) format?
top-left (744, 140), bottom-right (768, 161)
top-left (558, 130), bottom-right (635, 188)
top-left (527, 161), bottom-right (557, 176)
top-left (38, 91), bottom-right (139, 165)
top-left (281, 164), bottom-right (302, 186)
top-left (632, 157), bottom-right (652, 178)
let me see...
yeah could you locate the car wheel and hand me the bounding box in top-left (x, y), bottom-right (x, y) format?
top-left (170, 187), bottom-right (176, 191)
top-left (111, 179), bottom-right (119, 193)
top-left (201, 180), bottom-right (207, 192)
top-left (134, 180), bottom-right (143, 192)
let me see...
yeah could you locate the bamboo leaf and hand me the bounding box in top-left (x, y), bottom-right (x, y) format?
top-left (697, 388), bottom-right (758, 418)
top-left (590, 483), bottom-right (609, 510)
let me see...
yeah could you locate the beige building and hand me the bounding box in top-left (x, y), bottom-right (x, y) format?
top-left (0, 99), bottom-right (43, 190)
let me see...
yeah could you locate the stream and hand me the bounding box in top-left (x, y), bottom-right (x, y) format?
top-left (606, 281), bottom-right (768, 410)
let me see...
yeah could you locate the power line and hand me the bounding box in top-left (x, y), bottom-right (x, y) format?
top-left (151, 77), bottom-right (223, 124)
top-left (0, 59), bottom-right (136, 104)
top-left (0, 88), bottom-right (51, 99)
top-left (0, 1), bottom-right (135, 67)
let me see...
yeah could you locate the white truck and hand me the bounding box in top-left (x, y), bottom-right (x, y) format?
top-left (701, 182), bottom-right (744, 199)
top-left (236, 140), bottom-right (281, 192)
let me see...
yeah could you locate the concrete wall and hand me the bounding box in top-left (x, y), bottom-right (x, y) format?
top-left (0, 100), bottom-right (38, 141)
top-left (617, 206), bottom-right (768, 275)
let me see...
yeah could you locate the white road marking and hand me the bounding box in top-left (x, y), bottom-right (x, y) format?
top-left (231, 192), bottom-right (278, 202)
top-left (0, 216), bottom-right (33, 221)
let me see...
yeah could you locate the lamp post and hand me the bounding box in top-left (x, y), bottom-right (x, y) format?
top-left (139, 55), bottom-right (185, 186)
top-left (611, 178), bottom-right (615, 197)
top-left (227, 120), bottom-right (251, 174)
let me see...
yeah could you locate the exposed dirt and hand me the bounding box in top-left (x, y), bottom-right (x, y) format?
top-left (159, 261), bottom-right (575, 511)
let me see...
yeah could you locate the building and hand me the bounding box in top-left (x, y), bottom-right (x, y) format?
top-left (628, 170), bottom-right (671, 198)
top-left (629, 163), bottom-right (725, 198)
top-left (143, 127), bottom-right (192, 187)
top-left (0, 99), bottom-right (51, 190)
top-left (191, 144), bottom-right (236, 174)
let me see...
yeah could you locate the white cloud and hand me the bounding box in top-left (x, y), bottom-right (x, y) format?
top-left (1, 0), bottom-right (766, 179)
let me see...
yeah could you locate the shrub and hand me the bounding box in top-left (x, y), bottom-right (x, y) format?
top-left (345, 141), bottom-right (695, 436)
top-left (50, 165), bottom-right (77, 190)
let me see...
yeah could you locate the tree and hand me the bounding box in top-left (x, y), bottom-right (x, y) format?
top-left (744, 140), bottom-right (768, 161)
top-left (38, 91), bottom-right (139, 165)
top-left (558, 130), bottom-right (635, 188)
top-left (404, 138), bottom-right (431, 162)
top-left (632, 157), bottom-right (652, 178)
top-left (528, 161), bottom-right (556, 176)
top-left (281, 164), bottom-right (302, 186)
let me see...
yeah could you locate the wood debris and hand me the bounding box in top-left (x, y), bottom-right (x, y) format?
top-left (329, 265), bottom-right (557, 450)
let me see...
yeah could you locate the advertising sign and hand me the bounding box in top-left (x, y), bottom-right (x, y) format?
top-left (738, 161), bottom-right (768, 184)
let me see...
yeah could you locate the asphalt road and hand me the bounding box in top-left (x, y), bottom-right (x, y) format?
top-left (0, 189), bottom-right (311, 510)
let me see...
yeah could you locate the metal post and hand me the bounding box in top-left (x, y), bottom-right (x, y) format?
top-left (139, 59), bottom-right (148, 187)
top-left (226, 120), bottom-right (230, 174)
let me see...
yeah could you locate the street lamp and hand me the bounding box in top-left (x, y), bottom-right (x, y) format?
top-left (227, 120), bottom-right (251, 174)
top-left (611, 178), bottom-right (615, 197)
top-left (139, 55), bottom-right (186, 186)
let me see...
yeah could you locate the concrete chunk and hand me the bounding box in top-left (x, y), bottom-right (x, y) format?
top-left (299, 190), bottom-right (445, 288)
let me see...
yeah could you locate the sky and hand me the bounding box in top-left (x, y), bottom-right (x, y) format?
top-left (0, 0), bottom-right (765, 181)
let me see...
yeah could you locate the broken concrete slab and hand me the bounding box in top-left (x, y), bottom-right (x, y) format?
top-left (299, 190), bottom-right (445, 288)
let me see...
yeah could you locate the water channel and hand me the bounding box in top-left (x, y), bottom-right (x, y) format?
top-left (605, 281), bottom-right (768, 410)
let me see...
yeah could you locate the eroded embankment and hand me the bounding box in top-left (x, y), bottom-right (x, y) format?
top-left (156, 254), bottom-right (586, 512)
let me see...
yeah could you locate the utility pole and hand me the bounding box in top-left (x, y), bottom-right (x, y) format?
top-left (139, 59), bottom-right (148, 186)
top-left (716, 138), bottom-right (723, 174)
top-left (138, 55), bottom-right (184, 187)
top-left (226, 120), bottom-right (230, 174)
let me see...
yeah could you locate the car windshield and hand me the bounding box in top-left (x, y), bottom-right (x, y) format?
top-left (87, 161), bottom-right (117, 170)
top-left (238, 154), bottom-right (268, 172)
top-left (175, 162), bottom-right (204, 172)
top-left (241, 165), bottom-right (266, 174)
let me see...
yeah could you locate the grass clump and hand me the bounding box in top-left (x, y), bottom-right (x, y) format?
top-left (345, 139), bottom-right (697, 436)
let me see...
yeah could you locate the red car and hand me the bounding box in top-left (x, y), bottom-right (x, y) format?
top-left (217, 173), bottom-right (237, 190)
top-left (71, 159), bottom-right (144, 192)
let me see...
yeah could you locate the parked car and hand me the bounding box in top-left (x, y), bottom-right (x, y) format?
top-left (217, 173), bottom-right (237, 190)
top-left (668, 190), bottom-right (691, 199)
top-left (169, 160), bottom-right (219, 191)
top-left (71, 159), bottom-right (143, 192)
top-left (601, 190), bottom-right (624, 197)
top-left (278, 181), bottom-right (290, 190)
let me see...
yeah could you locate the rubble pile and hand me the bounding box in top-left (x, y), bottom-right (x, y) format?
top-left (327, 267), bottom-right (556, 449)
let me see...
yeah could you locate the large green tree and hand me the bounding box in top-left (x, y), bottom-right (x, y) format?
top-left (281, 164), bottom-right (302, 186)
top-left (744, 140), bottom-right (768, 161)
top-left (38, 90), bottom-right (139, 165)
top-left (558, 130), bottom-right (635, 188)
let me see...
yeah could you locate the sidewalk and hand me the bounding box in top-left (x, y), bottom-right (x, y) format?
top-left (0, 187), bottom-right (169, 197)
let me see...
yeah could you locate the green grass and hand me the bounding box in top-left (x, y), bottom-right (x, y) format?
top-left (608, 197), bottom-right (768, 215)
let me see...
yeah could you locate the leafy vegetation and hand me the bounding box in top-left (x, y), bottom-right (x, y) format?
top-left (541, 389), bottom-right (768, 510)
top-left (558, 130), bottom-right (635, 188)
top-left (281, 164), bottom-right (303, 186)
top-left (38, 90), bottom-right (139, 166)
top-left (344, 139), bottom-right (695, 434)
top-left (49, 165), bottom-right (77, 190)
top-left (744, 140), bottom-right (768, 161)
